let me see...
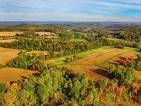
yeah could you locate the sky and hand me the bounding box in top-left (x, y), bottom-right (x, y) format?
top-left (0, 0), bottom-right (141, 22)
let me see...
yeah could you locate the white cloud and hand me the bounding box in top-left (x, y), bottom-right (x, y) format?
top-left (0, 0), bottom-right (141, 21)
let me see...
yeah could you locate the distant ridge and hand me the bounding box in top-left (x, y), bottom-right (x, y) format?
top-left (0, 21), bottom-right (141, 26)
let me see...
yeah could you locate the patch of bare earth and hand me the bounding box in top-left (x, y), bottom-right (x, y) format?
top-left (0, 68), bottom-right (37, 83)
top-left (0, 47), bottom-right (20, 65)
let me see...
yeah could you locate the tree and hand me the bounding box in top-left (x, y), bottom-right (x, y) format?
top-left (59, 32), bottom-right (72, 41)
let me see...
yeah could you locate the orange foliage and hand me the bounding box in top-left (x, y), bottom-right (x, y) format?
top-left (108, 85), bottom-right (115, 92)
top-left (99, 89), bottom-right (104, 96)
top-left (131, 82), bottom-right (140, 94)
top-left (114, 87), bottom-right (124, 96)
top-left (11, 83), bottom-right (20, 90)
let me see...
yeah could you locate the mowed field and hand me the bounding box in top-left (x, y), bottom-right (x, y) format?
top-left (68, 47), bottom-right (137, 81)
top-left (0, 31), bottom-right (56, 37)
top-left (0, 47), bottom-right (37, 83)
top-left (0, 68), bottom-right (37, 83)
top-left (46, 46), bottom-right (137, 81)
top-left (0, 32), bottom-right (23, 36)
top-left (0, 47), bottom-right (20, 65)
top-left (0, 39), bottom-right (17, 43)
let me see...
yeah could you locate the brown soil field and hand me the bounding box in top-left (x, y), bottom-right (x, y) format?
top-left (0, 68), bottom-right (37, 83)
top-left (0, 32), bottom-right (23, 37)
top-left (67, 48), bottom-right (136, 81)
top-left (109, 52), bottom-right (137, 65)
top-left (0, 47), bottom-right (20, 65)
top-left (67, 65), bottom-right (109, 81)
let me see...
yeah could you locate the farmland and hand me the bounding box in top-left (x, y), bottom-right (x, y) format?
top-left (46, 46), bottom-right (137, 81)
top-left (68, 47), bottom-right (137, 81)
top-left (0, 0), bottom-right (141, 104)
top-left (0, 23), bottom-right (140, 106)
top-left (0, 47), bottom-right (37, 84)
top-left (0, 47), bottom-right (20, 65)
top-left (0, 32), bottom-right (23, 37)
top-left (0, 68), bottom-right (37, 83)
top-left (0, 39), bottom-right (17, 43)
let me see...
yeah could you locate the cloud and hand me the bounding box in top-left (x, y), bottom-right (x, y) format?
top-left (0, 0), bottom-right (141, 22)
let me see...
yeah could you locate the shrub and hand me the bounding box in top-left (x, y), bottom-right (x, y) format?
top-left (98, 80), bottom-right (108, 89)
top-left (7, 53), bottom-right (39, 69)
top-left (114, 44), bottom-right (124, 49)
top-left (0, 83), bottom-right (5, 93)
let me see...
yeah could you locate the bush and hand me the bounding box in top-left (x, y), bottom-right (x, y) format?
top-left (64, 55), bottom-right (80, 63)
top-left (97, 80), bottom-right (108, 89)
top-left (114, 44), bottom-right (124, 49)
top-left (7, 53), bottom-right (39, 69)
top-left (0, 83), bottom-right (5, 93)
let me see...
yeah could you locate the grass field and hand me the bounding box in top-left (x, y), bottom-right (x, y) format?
top-left (46, 46), bottom-right (137, 81)
top-left (70, 38), bottom-right (87, 42)
top-left (106, 37), bottom-right (125, 41)
top-left (0, 39), bottom-right (17, 43)
top-left (0, 47), bottom-right (20, 65)
top-left (45, 46), bottom-right (113, 65)
top-left (27, 50), bottom-right (48, 56)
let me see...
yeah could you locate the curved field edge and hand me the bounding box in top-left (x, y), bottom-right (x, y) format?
top-left (45, 46), bottom-right (137, 81)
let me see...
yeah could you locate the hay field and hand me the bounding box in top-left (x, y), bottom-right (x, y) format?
top-left (0, 32), bottom-right (23, 37)
top-left (67, 47), bottom-right (137, 81)
top-left (0, 47), bottom-right (20, 65)
top-left (36, 32), bottom-right (56, 36)
top-left (0, 39), bottom-right (17, 43)
top-left (47, 47), bottom-right (136, 81)
top-left (0, 68), bottom-right (37, 83)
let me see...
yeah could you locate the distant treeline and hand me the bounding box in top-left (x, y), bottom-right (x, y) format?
top-left (0, 36), bottom-right (139, 58)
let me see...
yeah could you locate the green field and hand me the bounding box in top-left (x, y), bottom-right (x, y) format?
top-left (45, 46), bottom-right (137, 66)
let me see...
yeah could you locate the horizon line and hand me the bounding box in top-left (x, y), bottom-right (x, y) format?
top-left (0, 20), bottom-right (141, 23)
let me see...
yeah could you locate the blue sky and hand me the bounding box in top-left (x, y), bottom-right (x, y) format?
top-left (0, 0), bottom-right (141, 22)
